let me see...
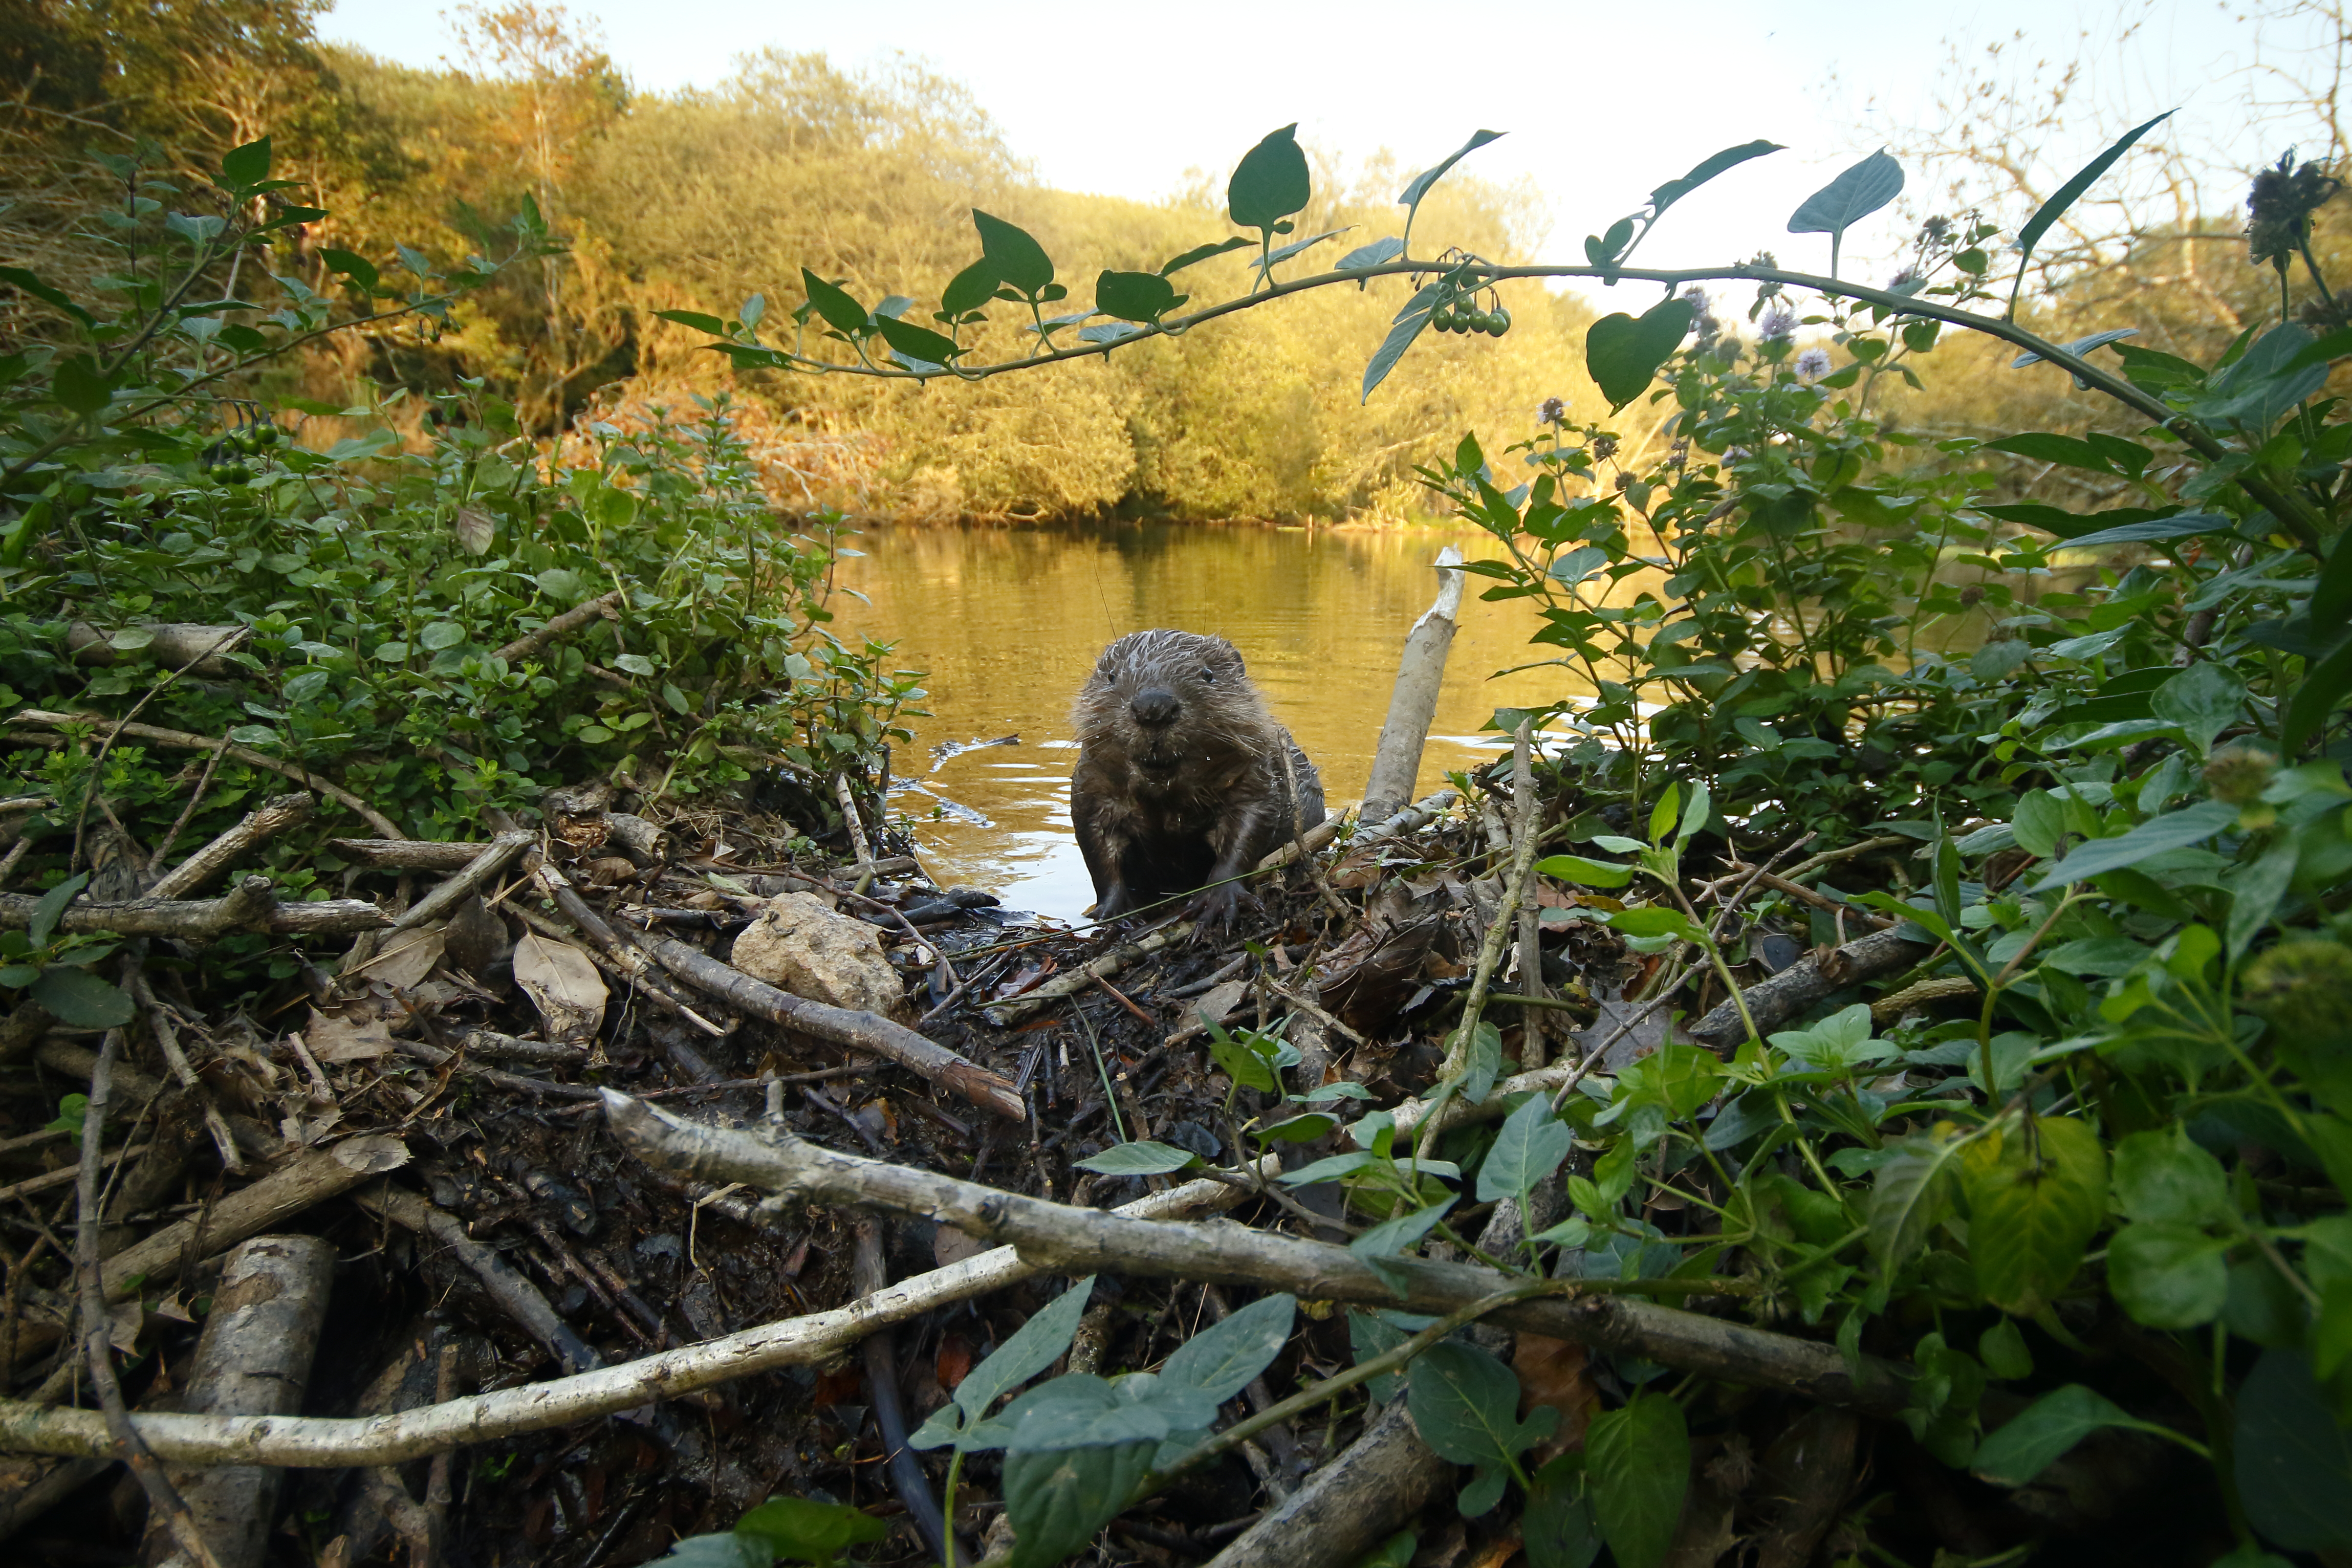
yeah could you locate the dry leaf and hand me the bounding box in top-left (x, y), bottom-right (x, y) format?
top-left (1514, 1332), bottom-right (1598, 1462)
top-left (280, 1102), bottom-right (344, 1145)
top-left (332, 1133), bottom-right (411, 1174)
top-left (513, 931), bottom-right (606, 1043)
top-left (356, 923), bottom-right (445, 992)
top-left (453, 505), bottom-right (494, 555)
top-left (303, 1006), bottom-right (394, 1062)
top-left (108, 1300), bottom-right (143, 1355)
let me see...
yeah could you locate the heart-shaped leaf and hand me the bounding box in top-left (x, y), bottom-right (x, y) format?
top-left (973, 210), bottom-right (1055, 296)
top-left (1094, 270), bottom-right (1184, 324)
top-left (1585, 297), bottom-right (1694, 408)
top-left (1228, 125), bottom-right (1311, 234)
top-left (1788, 149), bottom-right (1905, 270)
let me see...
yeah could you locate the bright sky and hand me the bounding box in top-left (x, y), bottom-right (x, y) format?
top-left (320, 0), bottom-right (2304, 294)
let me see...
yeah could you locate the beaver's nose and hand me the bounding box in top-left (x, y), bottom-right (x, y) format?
top-left (1131, 688), bottom-right (1180, 728)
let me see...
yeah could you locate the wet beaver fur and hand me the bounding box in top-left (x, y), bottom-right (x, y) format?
top-left (1070, 629), bottom-right (1325, 930)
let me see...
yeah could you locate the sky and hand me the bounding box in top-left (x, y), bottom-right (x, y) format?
top-left (318, 0), bottom-right (2305, 294)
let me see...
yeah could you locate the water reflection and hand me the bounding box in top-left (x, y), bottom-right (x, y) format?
top-left (829, 521), bottom-right (1584, 920)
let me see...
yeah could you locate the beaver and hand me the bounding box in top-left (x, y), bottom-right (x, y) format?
top-left (1070, 628), bottom-right (1325, 932)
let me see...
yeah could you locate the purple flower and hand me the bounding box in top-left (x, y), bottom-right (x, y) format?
top-left (1537, 396), bottom-right (1569, 426)
top-left (1760, 304), bottom-right (1796, 341)
top-left (1795, 347), bottom-right (1833, 381)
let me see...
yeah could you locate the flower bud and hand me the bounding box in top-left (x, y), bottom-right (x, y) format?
top-left (2203, 745), bottom-right (2278, 806)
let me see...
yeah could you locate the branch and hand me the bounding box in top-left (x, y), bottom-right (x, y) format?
top-left (7, 712), bottom-right (401, 838)
top-left (0, 1163), bottom-right (1265, 1466)
top-left (0, 877), bottom-right (388, 938)
top-left (602, 1094), bottom-right (1910, 1414)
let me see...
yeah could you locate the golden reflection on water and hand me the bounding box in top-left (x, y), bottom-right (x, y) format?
top-left (827, 520), bottom-right (1609, 922)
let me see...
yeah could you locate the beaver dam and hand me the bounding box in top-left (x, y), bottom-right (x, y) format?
top-left (0, 561), bottom-right (2142, 1568)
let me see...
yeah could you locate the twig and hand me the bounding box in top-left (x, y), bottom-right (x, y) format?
top-left (0, 879), bottom-right (386, 938)
top-left (1441, 744), bottom-right (1546, 1078)
top-left (855, 1218), bottom-right (965, 1567)
top-left (124, 970), bottom-right (239, 1173)
top-left (353, 1186), bottom-right (600, 1375)
top-left (491, 589), bottom-right (624, 665)
top-left (73, 1029), bottom-right (228, 1568)
top-left (386, 830), bottom-right (535, 934)
top-left (141, 736), bottom-right (234, 883)
top-left (9, 710), bottom-right (401, 838)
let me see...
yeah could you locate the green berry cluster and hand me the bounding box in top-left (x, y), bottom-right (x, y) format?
top-left (1432, 297), bottom-right (1511, 336)
top-left (207, 422), bottom-right (281, 485)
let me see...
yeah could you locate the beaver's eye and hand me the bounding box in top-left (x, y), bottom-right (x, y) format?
top-left (1199, 667), bottom-right (1215, 682)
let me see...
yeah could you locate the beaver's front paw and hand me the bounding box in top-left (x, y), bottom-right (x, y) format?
top-left (1185, 882), bottom-right (1260, 940)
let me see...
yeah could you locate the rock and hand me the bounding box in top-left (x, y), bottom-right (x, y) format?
top-left (729, 891), bottom-right (907, 1018)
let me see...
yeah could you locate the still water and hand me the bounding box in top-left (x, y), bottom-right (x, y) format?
top-left (828, 522), bottom-right (1586, 922)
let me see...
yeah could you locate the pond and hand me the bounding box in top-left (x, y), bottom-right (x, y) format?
top-left (828, 521), bottom-right (1588, 922)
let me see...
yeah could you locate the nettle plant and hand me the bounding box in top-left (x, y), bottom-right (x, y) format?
top-left (0, 137), bottom-right (924, 862)
top-left (656, 112), bottom-right (2352, 1564)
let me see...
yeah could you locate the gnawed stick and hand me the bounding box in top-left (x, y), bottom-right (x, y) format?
top-left (854, 1218), bottom-right (966, 1567)
top-left (1686, 927), bottom-right (1935, 1050)
top-left (983, 921), bottom-right (1196, 1027)
top-left (353, 1186), bottom-right (600, 1376)
top-left (1361, 546), bottom-right (1465, 824)
top-left (0, 880), bottom-right (388, 939)
top-left (605, 1096), bottom-right (1911, 1414)
top-left (1249, 787), bottom-right (1458, 874)
top-left (386, 829), bottom-right (534, 935)
top-left (6, 711), bottom-right (400, 838)
top-left (125, 970), bottom-right (239, 1174)
top-left (492, 587), bottom-right (623, 665)
top-left (0, 1163), bottom-right (1269, 1467)
top-left (327, 839), bottom-right (495, 872)
top-left (147, 793), bottom-right (313, 901)
top-left (637, 932), bottom-right (1024, 1120)
top-left (1204, 1398), bottom-right (1447, 1568)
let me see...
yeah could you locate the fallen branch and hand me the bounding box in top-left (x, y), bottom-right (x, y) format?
top-left (636, 932), bottom-right (1024, 1121)
top-left (147, 793), bottom-right (313, 901)
top-left (326, 839), bottom-right (495, 872)
top-left (529, 862), bottom-right (726, 1035)
top-left (385, 829), bottom-right (535, 934)
top-left (603, 1096), bottom-right (1910, 1413)
top-left (1253, 788), bottom-right (1458, 876)
top-left (6, 711), bottom-right (401, 838)
top-left (352, 1186), bottom-right (600, 1376)
top-left (0, 878), bottom-right (388, 939)
top-left (1687, 927), bottom-right (1935, 1050)
top-left (1204, 1398), bottom-right (1445, 1568)
top-left (0, 1163), bottom-right (1267, 1466)
top-left (492, 588), bottom-right (624, 665)
top-left (983, 921), bottom-right (1197, 1028)
top-left (65, 622), bottom-right (250, 676)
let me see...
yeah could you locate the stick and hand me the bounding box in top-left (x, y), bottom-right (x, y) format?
top-left (982, 922), bottom-right (1196, 1028)
top-left (492, 588), bottom-right (623, 665)
top-left (352, 1186), bottom-right (600, 1376)
top-left (73, 1031), bottom-right (228, 1568)
top-left (386, 830), bottom-right (534, 934)
top-left (7, 711), bottom-right (401, 838)
top-left (1361, 547), bottom-right (1465, 824)
top-left (529, 862), bottom-right (726, 1034)
top-left (0, 1164), bottom-right (1270, 1467)
top-left (326, 839), bottom-right (496, 872)
top-left (0, 880), bottom-right (388, 939)
top-left (1202, 1399), bottom-right (1444, 1568)
top-left (125, 970), bottom-right (240, 1174)
top-left (636, 932), bottom-right (1024, 1121)
top-left (604, 1097), bottom-right (1909, 1412)
top-left (146, 792), bottom-right (312, 901)
top-left (1441, 752), bottom-right (1546, 1078)
top-left (1511, 723), bottom-right (1548, 1069)
top-left (1686, 927), bottom-right (1935, 1050)
top-left (854, 1218), bottom-right (964, 1567)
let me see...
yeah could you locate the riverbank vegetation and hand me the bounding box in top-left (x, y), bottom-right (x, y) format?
top-left (3, 3), bottom-right (2352, 1568)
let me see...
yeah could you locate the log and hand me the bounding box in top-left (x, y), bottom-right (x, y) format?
top-left (0, 1163), bottom-right (1269, 1467)
top-left (1687, 927), bottom-right (1934, 1050)
top-left (138, 1238), bottom-right (333, 1568)
top-left (147, 795), bottom-right (312, 901)
top-left (603, 1096), bottom-right (1910, 1414)
top-left (326, 839), bottom-right (492, 872)
top-left (982, 921), bottom-right (1196, 1028)
top-left (1205, 1398), bottom-right (1447, 1568)
top-left (1360, 547), bottom-right (1465, 824)
top-left (639, 932), bottom-right (1025, 1122)
top-left (0, 879), bottom-right (388, 939)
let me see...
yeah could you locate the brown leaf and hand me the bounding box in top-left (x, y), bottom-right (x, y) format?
top-left (303, 1006), bottom-right (394, 1062)
top-left (354, 923), bottom-right (446, 993)
top-left (513, 931), bottom-right (607, 1043)
top-left (936, 1333), bottom-right (973, 1391)
top-left (453, 505), bottom-right (494, 555)
top-left (331, 1133), bottom-right (411, 1174)
top-left (1515, 1332), bottom-right (1598, 1462)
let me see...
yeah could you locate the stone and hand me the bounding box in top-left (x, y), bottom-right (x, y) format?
top-left (729, 891), bottom-right (906, 1018)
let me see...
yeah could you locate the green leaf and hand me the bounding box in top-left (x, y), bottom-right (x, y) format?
top-left (1073, 1141), bottom-right (1200, 1176)
top-left (1003, 1439), bottom-right (1155, 1568)
top-left (29, 873), bottom-right (87, 949)
top-left (1523, 1454), bottom-right (1603, 1568)
top-left (872, 314), bottom-right (961, 366)
top-left (972, 211), bottom-right (1055, 297)
top-left (2028, 801), bottom-right (2240, 893)
top-left (219, 135), bottom-right (272, 188)
top-left (2113, 1125), bottom-right (2229, 1226)
top-left (1409, 1341), bottom-right (1555, 1482)
top-left (1960, 1118), bottom-right (2107, 1316)
top-left (1979, 1318), bottom-right (2035, 1381)
top-left (1982, 431), bottom-right (2120, 474)
top-left (1349, 1196), bottom-right (1455, 1277)
top-left (1361, 281), bottom-right (1442, 403)
top-left (1602, 907), bottom-right (1703, 942)
top-left (1253, 1111), bottom-right (1337, 1144)
top-left (1536, 854), bottom-right (1631, 888)
top-left (941, 257), bottom-right (999, 316)
top-left (2108, 1221), bottom-right (2231, 1328)
top-left (1585, 1392), bottom-right (1690, 1568)
top-left (319, 248), bottom-right (380, 290)
top-left (1787, 150), bottom-right (1904, 255)
top-left (1397, 129), bottom-right (1505, 251)
top-left (1209, 1024), bottom-right (1279, 1094)
top-left (2236, 1348), bottom-right (2352, 1549)
top-left (2056, 512), bottom-right (2236, 552)
top-left (52, 354), bottom-right (115, 416)
top-left (1970, 1384), bottom-right (2146, 1486)
top-left (1649, 140), bottom-right (1783, 215)
top-left (1479, 1095), bottom-right (1575, 1203)
top-left (1586, 297), bottom-right (1695, 409)
top-left (1868, 1129), bottom-right (1966, 1271)
top-left (1163, 1292), bottom-right (1294, 1402)
top-left (1463, 1019), bottom-right (1503, 1106)
top-left (1229, 124), bottom-right (1312, 233)
top-left (30, 968), bottom-right (136, 1029)
top-left (798, 269), bottom-right (868, 336)
top-left (2011, 112), bottom-right (2173, 305)
top-left (649, 1532), bottom-right (769, 1568)
top-left (732, 1495), bottom-right (887, 1567)
top-left (2150, 662), bottom-right (2247, 757)
top-left (1159, 237), bottom-right (1254, 276)
top-left (1339, 236), bottom-right (1405, 272)
top-left (1094, 270), bottom-right (1183, 324)
top-left (921, 1276), bottom-right (1094, 1443)
top-left (2282, 636), bottom-right (2352, 756)
top-left (0, 265), bottom-right (94, 325)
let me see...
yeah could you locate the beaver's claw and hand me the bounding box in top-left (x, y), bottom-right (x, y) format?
top-left (1185, 882), bottom-right (1260, 941)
